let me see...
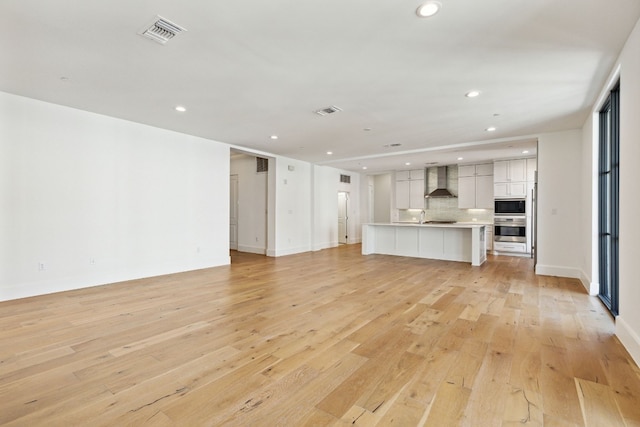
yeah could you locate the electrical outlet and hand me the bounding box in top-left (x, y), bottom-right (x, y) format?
top-left (89, 258), bottom-right (96, 265)
top-left (38, 262), bottom-right (45, 271)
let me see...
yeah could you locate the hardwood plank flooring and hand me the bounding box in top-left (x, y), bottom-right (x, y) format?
top-left (1, 244), bottom-right (639, 426)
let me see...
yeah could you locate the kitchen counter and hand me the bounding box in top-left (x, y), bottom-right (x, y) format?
top-left (362, 222), bottom-right (487, 266)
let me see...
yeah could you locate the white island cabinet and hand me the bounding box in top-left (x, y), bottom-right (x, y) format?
top-left (362, 223), bottom-right (487, 266)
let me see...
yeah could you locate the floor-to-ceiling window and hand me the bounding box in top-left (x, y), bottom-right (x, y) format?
top-left (598, 81), bottom-right (620, 315)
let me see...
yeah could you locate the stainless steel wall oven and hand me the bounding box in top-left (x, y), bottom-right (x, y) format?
top-left (494, 216), bottom-right (526, 243)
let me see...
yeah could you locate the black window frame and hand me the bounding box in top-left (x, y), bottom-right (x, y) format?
top-left (598, 81), bottom-right (620, 316)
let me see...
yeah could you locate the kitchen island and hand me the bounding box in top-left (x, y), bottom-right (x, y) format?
top-left (362, 222), bottom-right (487, 266)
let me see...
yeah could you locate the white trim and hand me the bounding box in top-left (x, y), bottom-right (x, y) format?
top-left (237, 245), bottom-right (267, 255)
top-left (594, 64), bottom-right (621, 111)
top-left (0, 256), bottom-right (231, 303)
top-left (579, 269), bottom-right (599, 295)
top-left (271, 246), bottom-right (312, 257)
top-left (535, 264), bottom-right (581, 279)
top-left (312, 241), bottom-right (339, 251)
top-left (616, 316), bottom-right (640, 367)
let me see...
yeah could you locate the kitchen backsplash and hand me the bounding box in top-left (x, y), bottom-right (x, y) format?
top-left (396, 165), bottom-right (494, 223)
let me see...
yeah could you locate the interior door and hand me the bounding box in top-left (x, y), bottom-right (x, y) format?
top-left (338, 192), bottom-right (348, 244)
top-left (229, 174), bottom-right (239, 250)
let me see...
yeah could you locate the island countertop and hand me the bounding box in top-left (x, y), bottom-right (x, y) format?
top-left (362, 222), bottom-right (487, 266)
top-left (370, 222), bottom-right (488, 228)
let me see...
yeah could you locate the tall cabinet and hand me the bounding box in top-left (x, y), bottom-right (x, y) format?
top-left (493, 159), bottom-right (527, 198)
top-left (395, 169), bottom-right (425, 209)
top-left (458, 163), bottom-right (493, 209)
top-left (493, 157), bottom-right (537, 255)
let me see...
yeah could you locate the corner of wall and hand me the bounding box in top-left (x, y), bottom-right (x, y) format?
top-left (616, 316), bottom-right (640, 367)
top-left (579, 269), bottom-right (599, 295)
top-left (535, 264), bottom-right (581, 279)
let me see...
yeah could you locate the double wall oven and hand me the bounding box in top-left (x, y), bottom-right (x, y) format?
top-left (494, 199), bottom-right (526, 244)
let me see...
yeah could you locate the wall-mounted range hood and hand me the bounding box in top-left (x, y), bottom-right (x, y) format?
top-left (425, 166), bottom-right (457, 198)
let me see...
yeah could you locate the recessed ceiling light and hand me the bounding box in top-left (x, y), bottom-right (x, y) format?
top-left (175, 105), bottom-right (186, 112)
top-left (362, 166), bottom-right (368, 170)
top-left (416, 1), bottom-right (441, 17)
top-left (270, 135), bottom-right (278, 140)
top-left (523, 150), bottom-right (529, 154)
top-left (405, 162), bottom-right (411, 166)
top-left (327, 151), bottom-right (333, 155)
top-left (485, 127), bottom-right (496, 132)
top-left (364, 128), bottom-right (372, 131)
top-left (457, 157), bottom-right (464, 161)
top-left (465, 90), bottom-right (480, 98)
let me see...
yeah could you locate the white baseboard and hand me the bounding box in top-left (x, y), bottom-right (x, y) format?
top-left (535, 264), bottom-right (581, 279)
top-left (616, 316), bottom-right (640, 368)
top-left (0, 256), bottom-right (231, 303)
top-left (579, 269), bottom-right (598, 295)
top-left (312, 241), bottom-right (338, 251)
top-left (270, 245), bottom-right (312, 257)
top-left (237, 245), bottom-right (266, 255)
top-left (537, 265), bottom-right (598, 296)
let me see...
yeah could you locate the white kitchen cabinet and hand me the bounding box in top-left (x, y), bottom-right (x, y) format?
top-left (395, 169), bottom-right (424, 209)
top-left (475, 163), bottom-right (494, 176)
top-left (494, 159), bottom-right (526, 182)
top-left (458, 163), bottom-right (493, 209)
top-left (486, 226), bottom-right (493, 252)
top-left (494, 181), bottom-right (527, 198)
top-left (458, 164), bottom-right (477, 178)
top-left (494, 159), bottom-right (528, 198)
top-left (494, 241), bottom-right (526, 253)
top-left (397, 169), bottom-right (424, 181)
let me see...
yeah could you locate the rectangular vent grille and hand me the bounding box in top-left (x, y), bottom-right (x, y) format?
top-left (139, 16), bottom-right (187, 45)
top-left (340, 174), bottom-right (351, 184)
top-left (256, 157), bottom-right (269, 173)
top-left (315, 105), bottom-right (342, 116)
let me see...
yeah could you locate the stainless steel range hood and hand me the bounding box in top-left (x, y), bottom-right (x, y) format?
top-left (425, 166), bottom-right (457, 198)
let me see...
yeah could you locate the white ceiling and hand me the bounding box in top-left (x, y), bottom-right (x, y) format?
top-left (1, 1), bottom-right (639, 173)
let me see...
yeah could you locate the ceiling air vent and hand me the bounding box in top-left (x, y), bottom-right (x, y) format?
top-left (314, 105), bottom-right (342, 116)
top-left (138, 16), bottom-right (187, 45)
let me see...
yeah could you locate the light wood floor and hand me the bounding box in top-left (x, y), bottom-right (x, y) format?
top-left (1, 245), bottom-right (639, 426)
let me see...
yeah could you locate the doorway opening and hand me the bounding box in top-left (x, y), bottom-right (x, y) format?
top-left (338, 191), bottom-right (349, 244)
top-left (230, 150), bottom-right (272, 262)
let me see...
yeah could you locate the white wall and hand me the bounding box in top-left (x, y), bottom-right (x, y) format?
top-left (615, 17), bottom-right (640, 365)
top-left (276, 163), bottom-right (361, 254)
top-left (230, 154), bottom-right (269, 254)
top-left (0, 92), bottom-right (230, 302)
top-left (373, 174), bottom-right (391, 223)
top-left (580, 111), bottom-right (599, 294)
top-left (536, 129), bottom-right (583, 279)
top-left (312, 165), bottom-right (339, 251)
top-left (272, 157), bottom-right (312, 256)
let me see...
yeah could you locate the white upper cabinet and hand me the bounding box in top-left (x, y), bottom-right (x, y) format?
top-left (494, 159), bottom-right (526, 182)
top-left (494, 159), bottom-right (528, 198)
top-left (395, 169), bottom-right (424, 209)
top-left (458, 163), bottom-right (493, 209)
